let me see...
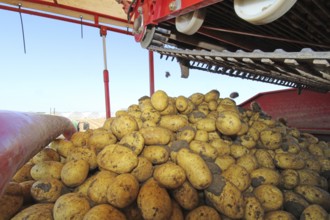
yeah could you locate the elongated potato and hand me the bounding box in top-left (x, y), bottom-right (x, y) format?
top-left (189, 140), bottom-right (218, 160)
top-left (142, 145), bottom-right (170, 165)
top-left (32, 148), bottom-right (60, 164)
top-left (11, 203), bottom-right (54, 220)
top-left (251, 168), bottom-right (280, 187)
top-left (300, 204), bottom-right (328, 220)
top-left (159, 115), bottom-right (189, 132)
top-left (30, 161), bottom-right (63, 180)
top-left (88, 132), bottom-right (117, 153)
top-left (204, 90), bottom-right (220, 102)
top-left (176, 95), bottom-right (189, 112)
top-left (283, 190), bottom-right (309, 218)
top-left (153, 162), bottom-right (186, 189)
top-left (195, 118), bottom-right (216, 132)
top-left (12, 162), bottom-right (34, 183)
top-left (274, 153), bottom-right (305, 169)
top-left (177, 148), bottom-right (212, 190)
top-left (244, 193), bottom-right (264, 220)
top-left (139, 127), bottom-right (172, 145)
top-left (255, 149), bottom-right (275, 169)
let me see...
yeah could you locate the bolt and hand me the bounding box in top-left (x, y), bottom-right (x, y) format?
top-left (169, 1), bottom-right (176, 11)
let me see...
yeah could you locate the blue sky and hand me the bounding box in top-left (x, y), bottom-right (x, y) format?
top-left (0, 8), bottom-right (285, 115)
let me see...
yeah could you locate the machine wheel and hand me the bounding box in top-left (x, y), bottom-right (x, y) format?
top-left (234, 0), bottom-right (297, 25)
top-left (175, 8), bottom-right (206, 35)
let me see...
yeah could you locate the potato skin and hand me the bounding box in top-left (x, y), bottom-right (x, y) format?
top-left (12, 162), bottom-right (34, 183)
top-left (30, 178), bottom-right (64, 203)
top-left (32, 148), bottom-right (60, 163)
top-left (61, 159), bottom-right (89, 187)
top-left (53, 192), bottom-right (90, 220)
top-left (250, 168), bottom-right (280, 187)
top-left (300, 204), bottom-right (328, 220)
top-left (216, 110), bottom-right (242, 136)
top-left (280, 169), bottom-right (300, 190)
top-left (185, 205), bottom-right (221, 220)
top-left (11, 203), bottom-right (54, 220)
top-left (222, 164), bottom-right (251, 191)
top-left (255, 149), bottom-right (275, 169)
top-left (137, 178), bottom-right (172, 220)
top-left (189, 140), bottom-right (218, 160)
top-left (153, 162), bottom-right (186, 189)
top-left (253, 184), bottom-right (283, 212)
top-left (83, 204), bottom-right (126, 220)
top-left (110, 115), bottom-right (139, 140)
top-left (0, 182), bottom-right (24, 220)
top-left (142, 145), bottom-right (170, 165)
top-left (139, 127), bottom-right (172, 145)
top-left (159, 115), bottom-right (188, 132)
top-left (172, 181), bottom-right (199, 210)
top-left (30, 161), bottom-right (63, 180)
top-left (67, 147), bottom-right (98, 170)
top-left (131, 156), bottom-right (154, 182)
top-left (177, 148), bottom-right (212, 190)
top-left (283, 190), bottom-right (309, 218)
top-left (119, 131), bottom-right (144, 155)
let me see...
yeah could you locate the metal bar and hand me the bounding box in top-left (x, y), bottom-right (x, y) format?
top-left (101, 30), bottom-right (111, 118)
top-left (149, 50), bottom-right (155, 96)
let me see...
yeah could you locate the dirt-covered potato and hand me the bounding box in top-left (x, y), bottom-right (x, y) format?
top-left (222, 164), bottom-right (251, 191)
top-left (159, 115), bottom-right (188, 132)
top-left (280, 169), bottom-right (300, 190)
top-left (177, 148), bottom-right (212, 190)
top-left (176, 95), bottom-right (189, 112)
top-left (137, 178), bottom-right (172, 220)
top-left (87, 171), bottom-right (118, 204)
top-left (119, 131), bottom-right (145, 155)
top-left (189, 140), bottom-right (218, 160)
top-left (53, 192), bottom-right (90, 220)
top-left (236, 154), bottom-right (259, 173)
top-left (30, 161), bottom-right (63, 180)
top-left (274, 153), bottom-right (305, 170)
top-left (31, 147), bottom-right (60, 163)
top-left (139, 127), bottom-right (172, 145)
top-left (215, 155), bottom-right (235, 171)
top-left (283, 190), bottom-right (309, 218)
top-left (230, 143), bottom-right (249, 159)
top-left (244, 193), bottom-right (264, 220)
top-left (61, 159), bottom-right (89, 187)
top-left (141, 145), bottom-right (170, 165)
top-left (259, 129), bottom-right (282, 150)
top-left (172, 181), bottom-right (199, 210)
top-left (107, 173), bottom-right (139, 208)
top-left (30, 178), bottom-right (64, 202)
top-left (194, 129), bottom-right (209, 142)
top-left (153, 162), bottom-right (186, 189)
top-left (110, 115), bottom-right (139, 140)
top-left (141, 108), bottom-right (161, 123)
top-left (169, 200), bottom-right (184, 220)
top-left (12, 162), bottom-right (34, 183)
top-left (264, 210), bottom-right (296, 220)
top-left (74, 174), bottom-right (97, 197)
top-left (216, 110), bottom-right (242, 136)
top-left (255, 149), bottom-right (275, 169)
top-left (83, 204), bottom-right (126, 220)
top-left (253, 184), bottom-right (284, 212)
top-left (300, 204), bottom-right (328, 220)
top-left (294, 185), bottom-right (330, 211)
top-left (210, 138), bottom-right (231, 156)
top-left (204, 89), bottom-right (220, 102)
top-left (97, 144), bottom-right (138, 173)
top-left (176, 126), bottom-right (196, 143)
top-left (87, 132), bottom-right (117, 153)
top-left (185, 205), bottom-right (221, 220)
top-left (131, 156), bottom-right (153, 182)
top-left (66, 147), bottom-right (98, 170)
top-left (297, 169), bottom-right (327, 190)
top-left (151, 90), bottom-right (169, 111)
top-left (250, 168), bottom-right (280, 187)
top-left (11, 203), bottom-right (54, 220)
top-left (0, 182), bottom-right (24, 220)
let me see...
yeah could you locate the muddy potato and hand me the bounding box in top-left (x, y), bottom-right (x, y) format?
top-left (210, 138), bottom-right (231, 156)
top-left (159, 115), bottom-right (189, 132)
top-left (215, 155), bottom-right (235, 171)
top-left (255, 149), bottom-right (275, 169)
top-left (12, 162), bottom-right (34, 183)
top-left (151, 90), bottom-right (169, 111)
top-left (260, 129), bottom-right (282, 150)
top-left (141, 108), bottom-right (161, 123)
top-left (11, 203), bottom-right (54, 220)
top-left (300, 204), bottom-right (328, 220)
top-left (53, 192), bottom-right (90, 220)
top-left (110, 115), bottom-right (139, 140)
top-left (188, 111), bottom-right (206, 124)
top-left (194, 129), bottom-right (209, 142)
top-left (283, 190), bottom-right (309, 218)
top-left (216, 110), bottom-right (242, 135)
top-left (279, 169), bottom-right (300, 190)
top-left (251, 168), bottom-right (280, 187)
top-left (137, 178), bottom-right (172, 220)
top-left (189, 140), bottom-right (218, 160)
top-left (53, 139), bottom-right (76, 158)
top-left (61, 159), bottom-right (89, 187)
top-left (176, 126), bottom-right (196, 143)
top-left (153, 162), bottom-right (186, 189)
top-left (236, 154), bottom-right (259, 173)
top-left (87, 170), bottom-right (118, 204)
top-left (119, 131), bottom-right (145, 155)
top-left (67, 147), bottom-right (98, 170)
top-left (195, 118), bottom-right (216, 132)
top-left (107, 173), bottom-right (139, 208)
top-left (32, 148), bottom-right (60, 163)
top-left (294, 185), bottom-right (330, 211)
top-left (139, 127), bottom-right (172, 145)
top-left (30, 178), bottom-right (64, 202)
top-left (185, 205), bottom-right (221, 220)
top-left (230, 143), bottom-right (249, 159)
top-left (131, 156), bottom-right (154, 182)
top-left (264, 211), bottom-right (296, 220)
top-left (189, 92), bottom-right (204, 105)
top-left (0, 182), bottom-right (24, 220)
top-left (172, 181), bottom-right (199, 210)
top-left (30, 161), bottom-right (63, 180)
top-left (205, 175), bottom-right (245, 219)
top-left (176, 95), bottom-right (189, 112)
top-left (244, 194), bottom-right (265, 220)
top-left (142, 145), bottom-right (170, 165)
top-left (177, 148), bottom-right (212, 190)
top-left (83, 204), bottom-right (126, 220)
top-left (88, 132), bottom-right (117, 153)
top-left (222, 164), bottom-right (251, 191)
top-left (274, 153), bottom-right (305, 170)
top-left (253, 184), bottom-right (284, 212)
top-left (240, 134), bottom-right (257, 149)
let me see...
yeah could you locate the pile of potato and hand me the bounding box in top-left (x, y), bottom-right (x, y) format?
top-left (1, 89), bottom-right (330, 220)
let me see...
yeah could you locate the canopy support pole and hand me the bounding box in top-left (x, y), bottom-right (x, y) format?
top-left (101, 26), bottom-right (111, 118)
top-left (149, 50), bottom-right (155, 96)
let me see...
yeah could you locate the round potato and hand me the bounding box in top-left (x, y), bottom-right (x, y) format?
top-left (153, 162), bottom-right (186, 189)
top-left (159, 115), bottom-right (188, 132)
top-left (189, 92), bottom-right (204, 105)
top-left (119, 131), bottom-right (145, 155)
top-left (142, 145), bottom-right (170, 165)
top-left (222, 164), bottom-right (251, 191)
top-left (279, 169), bottom-right (300, 190)
top-left (131, 156), bottom-right (154, 182)
top-left (151, 90), bottom-right (169, 111)
top-left (53, 139), bottom-right (76, 158)
top-left (141, 108), bottom-right (161, 123)
top-left (110, 115), bottom-right (138, 140)
top-left (210, 138), bottom-right (231, 156)
top-left (61, 159), bottom-right (89, 187)
top-left (196, 118), bottom-right (216, 132)
top-left (216, 110), bottom-right (242, 136)
top-left (186, 205), bottom-right (221, 220)
top-left (107, 174), bottom-right (139, 208)
top-left (260, 129), bottom-right (282, 150)
top-left (300, 204), bottom-right (328, 220)
top-left (255, 149), bottom-right (275, 169)
top-left (70, 131), bottom-right (91, 147)
top-left (11, 203), bottom-right (54, 220)
top-left (236, 154), bottom-right (259, 173)
top-left (83, 204), bottom-right (126, 220)
top-left (172, 181), bottom-right (199, 210)
top-left (87, 132), bottom-right (117, 153)
top-left (30, 178), bottom-right (64, 202)
top-left (176, 126), bottom-right (196, 143)
top-left (230, 143), bottom-right (249, 159)
top-left (30, 161), bottom-right (63, 180)
top-left (253, 184), bottom-right (283, 212)
top-left (194, 129), bottom-right (209, 142)
top-left (53, 192), bottom-right (90, 220)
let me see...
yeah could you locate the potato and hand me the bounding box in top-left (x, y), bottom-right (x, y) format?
top-left (215, 155), bottom-right (235, 171)
top-left (160, 99), bottom-right (177, 115)
top-left (274, 153), bottom-right (305, 169)
top-left (30, 161), bottom-right (63, 180)
top-left (185, 205), bottom-right (221, 220)
top-left (204, 89), bottom-right (220, 102)
top-left (97, 144), bottom-right (138, 173)
top-left (153, 162), bottom-right (186, 189)
top-left (244, 194), bottom-right (264, 220)
top-left (189, 140), bottom-right (218, 160)
top-left (61, 159), bottom-right (89, 187)
top-left (87, 171), bottom-right (118, 204)
top-left (172, 181), bottom-right (199, 210)
top-left (142, 120), bottom-right (157, 128)
top-left (137, 178), bottom-right (172, 220)
top-left (240, 134), bottom-right (257, 149)
top-left (210, 138), bottom-right (231, 156)
top-left (169, 200), bottom-right (184, 220)
top-left (294, 185), bottom-right (330, 211)
top-left (138, 96), bottom-right (153, 111)
top-left (250, 168), bottom-right (280, 187)
top-left (259, 129), bottom-right (282, 150)
top-left (12, 162), bottom-right (34, 183)
top-left (198, 103), bottom-right (210, 117)
top-left (205, 175), bottom-right (244, 219)
top-left (216, 110), bottom-right (242, 135)
top-left (253, 184), bottom-right (284, 212)
top-left (298, 169), bottom-right (327, 189)
top-left (196, 118), bottom-right (216, 132)
top-left (230, 143), bottom-right (249, 159)
top-left (255, 149), bottom-right (275, 169)
top-left (11, 203), bottom-right (54, 220)
top-left (194, 129), bottom-right (209, 142)
top-left (188, 111), bottom-right (206, 124)
top-left (107, 174), bottom-right (139, 208)
top-left (0, 182), bottom-right (24, 220)
top-left (74, 174), bottom-right (97, 197)
top-left (176, 95), bottom-right (189, 112)
top-left (151, 90), bottom-right (169, 111)
top-left (181, 99), bottom-right (195, 115)
top-left (83, 204), bottom-right (126, 220)
top-left (139, 127), bottom-right (172, 145)
top-left (19, 180), bottom-right (35, 204)
top-left (189, 92), bottom-right (204, 105)
top-left (279, 169), bottom-right (300, 190)
top-left (177, 148), bottom-right (212, 190)
top-left (141, 108), bottom-right (161, 123)
top-left (53, 139), bottom-right (76, 157)
top-left (236, 154), bottom-right (259, 173)
top-left (119, 131), bottom-right (145, 155)
top-left (123, 203), bottom-right (144, 220)
top-left (176, 126), bottom-right (196, 143)
top-left (305, 157), bottom-right (322, 173)
top-left (264, 211), bottom-right (296, 220)
top-left (87, 132), bottom-right (117, 153)
top-left (208, 130), bottom-right (221, 140)
top-left (32, 148), bottom-right (60, 163)
top-left (159, 115), bottom-right (189, 132)
top-left (283, 190), bottom-right (309, 218)
top-left (222, 164), bottom-right (251, 191)
top-left (53, 192), bottom-right (90, 220)
top-left (71, 131), bottom-right (91, 147)
top-left (67, 147), bottom-right (97, 170)
top-left (300, 204), bottom-right (328, 220)
top-left (308, 143), bottom-right (324, 157)
top-left (110, 115), bottom-right (139, 140)
top-left (131, 156), bottom-right (153, 182)
top-left (142, 145), bottom-right (170, 165)
top-left (30, 178), bottom-right (64, 202)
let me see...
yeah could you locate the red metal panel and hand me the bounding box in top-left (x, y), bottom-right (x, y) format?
top-left (239, 89), bottom-right (330, 134)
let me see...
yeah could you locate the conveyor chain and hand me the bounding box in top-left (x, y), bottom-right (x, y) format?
top-left (149, 46), bottom-right (330, 93)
